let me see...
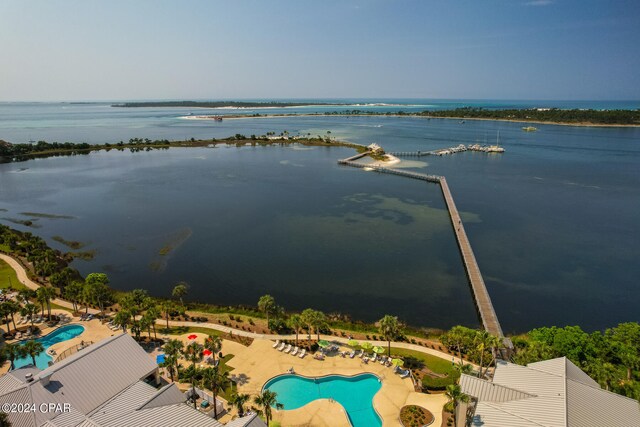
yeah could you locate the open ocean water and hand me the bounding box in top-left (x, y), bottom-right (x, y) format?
top-left (1, 100), bottom-right (639, 332)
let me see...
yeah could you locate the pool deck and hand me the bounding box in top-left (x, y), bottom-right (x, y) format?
top-left (227, 339), bottom-right (446, 427)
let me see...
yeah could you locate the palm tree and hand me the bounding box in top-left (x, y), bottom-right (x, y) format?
top-left (445, 384), bottom-right (469, 414)
top-left (22, 340), bottom-right (44, 367)
top-left (204, 335), bottom-right (222, 364)
top-left (0, 304), bottom-right (9, 335)
top-left (230, 392), bottom-right (250, 417)
top-left (21, 303), bottom-right (38, 328)
top-left (253, 390), bottom-right (283, 425)
top-left (143, 307), bottom-right (160, 340)
top-left (287, 314), bottom-right (303, 346)
top-left (35, 288), bottom-right (47, 318)
top-left (3, 342), bottom-right (26, 370)
top-left (474, 330), bottom-right (500, 378)
top-left (85, 273), bottom-right (112, 317)
top-left (378, 315), bottom-right (403, 357)
top-left (301, 309), bottom-right (327, 341)
top-left (18, 289), bottom-right (36, 305)
top-left (63, 281), bottom-right (84, 313)
top-left (164, 339), bottom-right (184, 381)
top-left (201, 365), bottom-right (229, 419)
top-left (113, 310), bottom-right (131, 333)
top-left (0, 410), bottom-right (10, 427)
top-left (172, 282), bottom-right (189, 307)
top-left (258, 295), bottom-right (276, 329)
top-left (36, 286), bottom-right (56, 320)
top-left (183, 341), bottom-right (203, 409)
top-left (3, 301), bottom-right (20, 333)
top-left (160, 300), bottom-right (175, 330)
top-left (161, 354), bottom-right (178, 382)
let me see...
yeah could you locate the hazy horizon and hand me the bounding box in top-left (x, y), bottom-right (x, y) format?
top-left (1, 0), bottom-right (639, 101)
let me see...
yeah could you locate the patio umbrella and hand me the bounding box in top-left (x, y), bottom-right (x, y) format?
top-left (202, 349), bottom-right (212, 356)
top-left (187, 334), bottom-right (198, 340)
top-left (391, 358), bottom-right (404, 367)
top-left (361, 342), bottom-right (373, 351)
top-left (372, 346), bottom-right (385, 354)
top-left (347, 339), bottom-right (359, 347)
top-left (318, 340), bottom-right (330, 348)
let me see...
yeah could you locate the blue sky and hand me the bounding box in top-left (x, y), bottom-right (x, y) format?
top-left (1, 0), bottom-right (638, 101)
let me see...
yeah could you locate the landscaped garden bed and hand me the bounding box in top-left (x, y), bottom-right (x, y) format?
top-left (400, 405), bottom-right (435, 427)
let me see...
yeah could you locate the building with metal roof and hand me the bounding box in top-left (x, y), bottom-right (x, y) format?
top-left (0, 333), bottom-right (265, 427)
top-left (460, 357), bottom-right (640, 427)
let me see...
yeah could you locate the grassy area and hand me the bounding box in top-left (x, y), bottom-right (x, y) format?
top-left (159, 326), bottom-right (224, 337)
top-left (390, 347), bottom-right (455, 375)
top-left (390, 347), bottom-right (459, 391)
top-left (0, 259), bottom-right (25, 290)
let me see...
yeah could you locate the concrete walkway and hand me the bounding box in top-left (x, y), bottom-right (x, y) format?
top-left (1, 252), bottom-right (471, 366)
top-left (0, 253), bottom-right (99, 315)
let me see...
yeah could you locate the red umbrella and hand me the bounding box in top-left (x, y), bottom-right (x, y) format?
top-left (202, 349), bottom-right (212, 356)
top-left (188, 334), bottom-right (198, 340)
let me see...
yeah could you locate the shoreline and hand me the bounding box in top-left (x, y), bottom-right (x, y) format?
top-left (181, 112), bottom-right (640, 128)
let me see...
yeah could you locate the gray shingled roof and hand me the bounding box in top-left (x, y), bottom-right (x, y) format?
top-left (462, 357), bottom-right (640, 427)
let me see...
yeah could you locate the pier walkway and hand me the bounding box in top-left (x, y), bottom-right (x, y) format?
top-left (339, 153), bottom-right (507, 343)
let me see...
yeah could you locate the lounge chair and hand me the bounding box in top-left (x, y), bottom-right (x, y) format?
top-left (359, 350), bottom-right (366, 358)
top-left (15, 332), bottom-right (22, 339)
top-left (379, 356), bottom-right (387, 365)
top-left (277, 342), bottom-right (286, 351)
top-left (298, 349), bottom-right (306, 359)
top-left (349, 350), bottom-right (356, 358)
top-left (290, 347), bottom-right (298, 356)
top-left (283, 344), bottom-right (292, 353)
top-left (272, 340), bottom-right (280, 348)
top-left (400, 369), bottom-right (411, 379)
top-left (370, 354), bottom-right (377, 363)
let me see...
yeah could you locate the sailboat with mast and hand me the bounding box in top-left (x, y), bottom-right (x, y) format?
top-left (486, 130), bottom-right (505, 153)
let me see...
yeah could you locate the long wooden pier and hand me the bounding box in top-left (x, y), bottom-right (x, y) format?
top-left (439, 177), bottom-right (503, 338)
top-left (339, 153), bottom-right (507, 341)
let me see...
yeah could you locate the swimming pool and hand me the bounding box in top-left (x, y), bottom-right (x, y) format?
top-left (13, 324), bottom-right (85, 370)
top-left (264, 373), bottom-right (382, 427)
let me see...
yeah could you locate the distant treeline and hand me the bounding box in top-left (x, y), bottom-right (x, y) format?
top-left (112, 101), bottom-right (341, 108)
top-left (418, 107), bottom-right (640, 125)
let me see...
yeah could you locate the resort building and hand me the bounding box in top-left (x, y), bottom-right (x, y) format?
top-left (0, 334), bottom-right (264, 427)
top-left (460, 357), bottom-right (640, 427)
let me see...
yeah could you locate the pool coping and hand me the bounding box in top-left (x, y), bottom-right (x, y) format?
top-left (262, 371), bottom-right (384, 427)
top-left (11, 323), bottom-right (86, 370)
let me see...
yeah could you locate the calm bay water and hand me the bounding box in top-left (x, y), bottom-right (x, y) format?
top-left (1, 101), bottom-right (639, 332)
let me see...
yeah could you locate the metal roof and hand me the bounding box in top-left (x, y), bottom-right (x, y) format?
top-left (33, 334), bottom-right (158, 416)
top-left (462, 357), bottom-right (640, 427)
top-left (225, 414), bottom-right (267, 427)
top-left (100, 403), bottom-right (224, 427)
top-left (460, 375), bottom-right (534, 402)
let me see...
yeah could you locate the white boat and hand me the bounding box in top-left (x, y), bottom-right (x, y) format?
top-left (486, 131), bottom-right (505, 153)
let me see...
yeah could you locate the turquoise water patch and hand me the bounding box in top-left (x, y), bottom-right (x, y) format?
top-left (13, 324), bottom-right (85, 370)
top-left (264, 373), bottom-right (382, 427)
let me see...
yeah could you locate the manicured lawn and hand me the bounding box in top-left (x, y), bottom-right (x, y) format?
top-left (159, 325), bottom-right (223, 337)
top-left (390, 347), bottom-right (456, 375)
top-left (0, 259), bottom-right (24, 290)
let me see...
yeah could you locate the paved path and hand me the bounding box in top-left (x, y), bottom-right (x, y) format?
top-left (158, 319), bottom-right (477, 367)
top-left (0, 253), bottom-right (99, 315)
top-left (1, 253), bottom-right (475, 366)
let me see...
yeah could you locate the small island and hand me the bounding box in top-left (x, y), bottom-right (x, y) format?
top-left (111, 101), bottom-right (345, 108)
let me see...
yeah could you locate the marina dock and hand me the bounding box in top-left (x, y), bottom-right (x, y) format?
top-left (339, 153), bottom-right (508, 344)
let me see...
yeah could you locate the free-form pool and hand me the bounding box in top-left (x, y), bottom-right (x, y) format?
top-left (264, 373), bottom-right (382, 427)
top-left (13, 324), bottom-right (85, 370)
